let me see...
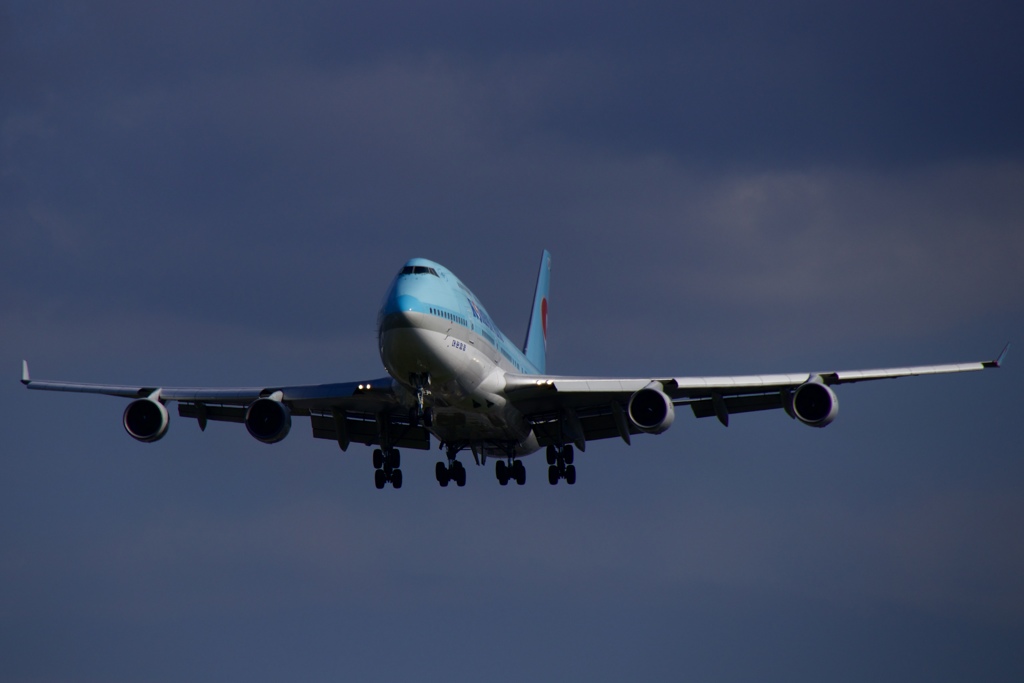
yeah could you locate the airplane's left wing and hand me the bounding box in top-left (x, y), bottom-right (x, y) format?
top-left (21, 361), bottom-right (430, 450)
top-left (504, 346), bottom-right (1007, 450)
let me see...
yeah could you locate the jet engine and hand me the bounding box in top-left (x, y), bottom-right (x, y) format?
top-left (790, 381), bottom-right (839, 428)
top-left (123, 398), bottom-right (169, 442)
top-left (245, 397), bottom-right (292, 443)
top-left (627, 384), bottom-right (676, 434)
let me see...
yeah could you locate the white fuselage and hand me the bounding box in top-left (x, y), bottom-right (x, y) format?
top-left (378, 298), bottom-right (541, 456)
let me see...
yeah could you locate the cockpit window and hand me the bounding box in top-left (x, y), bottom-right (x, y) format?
top-left (400, 265), bottom-right (439, 276)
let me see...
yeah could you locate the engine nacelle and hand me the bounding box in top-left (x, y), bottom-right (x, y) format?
top-left (245, 398), bottom-right (292, 444)
top-left (791, 381), bottom-right (839, 428)
top-left (123, 398), bottom-right (169, 442)
top-left (627, 385), bottom-right (676, 434)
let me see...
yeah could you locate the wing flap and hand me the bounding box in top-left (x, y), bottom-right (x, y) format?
top-left (309, 414), bottom-right (430, 450)
top-left (178, 403), bottom-right (246, 424)
top-left (530, 409), bottom-right (641, 448)
top-left (689, 392), bottom-right (784, 419)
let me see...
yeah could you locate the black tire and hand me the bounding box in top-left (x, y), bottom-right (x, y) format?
top-left (564, 445), bottom-right (574, 465)
top-left (374, 469), bottom-right (387, 489)
top-left (372, 449), bottom-right (383, 469)
top-left (389, 449), bottom-right (401, 469)
top-left (514, 460), bottom-right (526, 486)
top-left (456, 466), bottom-right (467, 487)
top-left (435, 462), bottom-right (449, 487)
top-left (496, 460), bottom-right (508, 486)
top-left (565, 465), bottom-right (576, 485)
top-left (392, 469), bottom-right (403, 489)
top-left (548, 465), bottom-right (559, 485)
top-left (546, 445), bottom-right (557, 466)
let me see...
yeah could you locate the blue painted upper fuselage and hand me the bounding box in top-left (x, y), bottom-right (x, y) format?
top-left (377, 258), bottom-right (541, 385)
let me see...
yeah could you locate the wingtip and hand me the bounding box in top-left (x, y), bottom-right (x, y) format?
top-left (984, 343), bottom-right (1010, 369)
top-left (21, 360), bottom-right (30, 385)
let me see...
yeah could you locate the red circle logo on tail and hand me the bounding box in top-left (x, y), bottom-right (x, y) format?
top-left (541, 297), bottom-right (548, 342)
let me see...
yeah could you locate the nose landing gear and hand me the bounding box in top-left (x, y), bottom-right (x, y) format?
top-left (410, 373), bottom-right (433, 427)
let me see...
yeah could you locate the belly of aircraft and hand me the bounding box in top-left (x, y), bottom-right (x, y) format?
top-left (379, 312), bottom-right (540, 454)
top-left (380, 321), bottom-right (481, 389)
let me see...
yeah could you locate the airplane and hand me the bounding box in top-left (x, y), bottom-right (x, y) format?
top-left (22, 250), bottom-right (1007, 489)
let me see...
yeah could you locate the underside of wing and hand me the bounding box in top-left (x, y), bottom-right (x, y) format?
top-left (21, 362), bottom-right (429, 451)
top-left (504, 345), bottom-right (1006, 446)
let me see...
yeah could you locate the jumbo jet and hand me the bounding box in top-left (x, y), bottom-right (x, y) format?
top-left (22, 251), bottom-right (1006, 489)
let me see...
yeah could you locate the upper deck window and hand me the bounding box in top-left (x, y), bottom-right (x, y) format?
top-left (400, 266), bottom-right (439, 276)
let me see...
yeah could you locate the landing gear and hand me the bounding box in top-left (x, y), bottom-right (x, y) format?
top-left (372, 447), bottom-right (403, 489)
top-left (410, 406), bottom-right (434, 428)
top-left (410, 373), bottom-right (433, 427)
top-left (496, 458), bottom-right (526, 486)
top-left (545, 444), bottom-right (577, 486)
top-left (436, 446), bottom-right (467, 488)
top-left (436, 459), bottom-right (466, 487)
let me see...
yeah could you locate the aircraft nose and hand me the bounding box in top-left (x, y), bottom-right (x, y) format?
top-left (394, 294), bottom-right (418, 313)
top-left (378, 283), bottom-right (421, 334)
top-left (383, 287), bottom-right (419, 317)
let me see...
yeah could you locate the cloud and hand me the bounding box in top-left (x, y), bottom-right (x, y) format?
top-left (5, 49), bottom-right (1022, 364)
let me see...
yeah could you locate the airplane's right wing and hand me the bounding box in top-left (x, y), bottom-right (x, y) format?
top-left (21, 362), bottom-right (430, 450)
top-left (503, 345), bottom-right (1008, 450)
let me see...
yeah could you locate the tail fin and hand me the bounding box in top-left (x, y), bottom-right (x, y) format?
top-left (523, 250), bottom-right (551, 374)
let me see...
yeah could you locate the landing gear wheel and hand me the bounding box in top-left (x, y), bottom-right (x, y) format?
top-left (388, 449), bottom-right (400, 469)
top-left (436, 462), bottom-right (449, 487)
top-left (546, 445), bottom-right (557, 466)
top-left (513, 460), bottom-right (526, 486)
top-left (548, 465), bottom-right (559, 485)
top-left (372, 449), bottom-right (383, 470)
top-left (563, 445), bottom-right (574, 465)
top-left (454, 461), bottom-right (467, 487)
top-left (565, 464), bottom-right (576, 485)
top-left (392, 469), bottom-right (403, 489)
top-left (496, 460), bottom-right (509, 486)
top-left (374, 469), bottom-right (387, 489)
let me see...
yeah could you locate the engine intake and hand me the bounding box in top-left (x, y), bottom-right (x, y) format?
top-left (245, 398), bottom-right (292, 444)
top-left (627, 385), bottom-right (675, 434)
top-left (791, 381), bottom-right (839, 428)
top-left (123, 398), bottom-right (169, 442)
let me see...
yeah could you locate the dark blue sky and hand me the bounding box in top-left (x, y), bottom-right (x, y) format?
top-left (2, 3), bottom-right (1022, 682)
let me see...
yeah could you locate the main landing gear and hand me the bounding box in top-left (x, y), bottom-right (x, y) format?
top-left (436, 446), bottom-right (467, 487)
top-left (373, 448), bottom-right (403, 489)
top-left (546, 444), bottom-right (576, 486)
top-left (496, 458), bottom-right (526, 486)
